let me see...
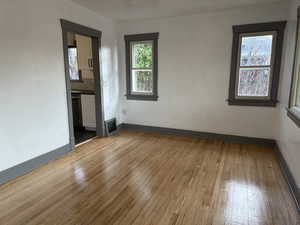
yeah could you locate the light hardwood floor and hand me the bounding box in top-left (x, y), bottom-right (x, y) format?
top-left (0, 130), bottom-right (299, 225)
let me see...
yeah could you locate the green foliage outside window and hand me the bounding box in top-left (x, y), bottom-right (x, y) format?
top-left (131, 42), bottom-right (153, 92)
top-left (133, 43), bottom-right (153, 68)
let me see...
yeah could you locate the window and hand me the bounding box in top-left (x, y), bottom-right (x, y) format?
top-left (228, 21), bottom-right (286, 106)
top-left (68, 47), bottom-right (82, 81)
top-left (124, 33), bottom-right (159, 101)
top-left (288, 8), bottom-right (300, 127)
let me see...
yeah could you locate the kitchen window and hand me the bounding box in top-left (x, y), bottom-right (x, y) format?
top-left (68, 47), bottom-right (82, 81)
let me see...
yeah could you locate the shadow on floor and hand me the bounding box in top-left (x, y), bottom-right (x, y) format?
top-left (74, 130), bottom-right (96, 145)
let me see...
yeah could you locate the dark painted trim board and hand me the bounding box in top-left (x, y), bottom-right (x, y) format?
top-left (60, 19), bottom-right (105, 148)
top-left (228, 21), bottom-right (286, 107)
top-left (0, 144), bottom-right (71, 184)
top-left (124, 32), bottom-right (159, 101)
top-left (119, 123), bottom-right (275, 146)
top-left (274, 144), bottom-right (300, 212)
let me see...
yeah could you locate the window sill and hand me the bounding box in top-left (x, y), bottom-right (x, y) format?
top-left (227, 99), bottom-right (278, 107)
top-left (126, 94), bottom-right (158, 101)
top-left (287, 107), bottom-right (300, 128)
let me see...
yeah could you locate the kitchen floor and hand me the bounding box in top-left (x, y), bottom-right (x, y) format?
top-left (74, 130), bottom-right (96, 145)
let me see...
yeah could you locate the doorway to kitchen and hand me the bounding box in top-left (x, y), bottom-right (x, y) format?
top-left (61, 19), bottom-right (104, 148)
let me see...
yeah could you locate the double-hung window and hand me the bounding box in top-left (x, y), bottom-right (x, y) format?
top-left (124, 33), bottom-right (159, 101)
top-left (288, 8), bottom-right (300, 127)
top-left (228, 21), bottom-right (286, 106)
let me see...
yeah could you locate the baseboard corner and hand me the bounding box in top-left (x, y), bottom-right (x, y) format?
top-left (273, 143), bottom-right (300, 212)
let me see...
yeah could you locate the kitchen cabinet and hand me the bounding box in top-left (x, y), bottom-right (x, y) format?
top-left (75, 34), bottom-right (93, 80)
top-left (81, 94), bottom-right (96, 130)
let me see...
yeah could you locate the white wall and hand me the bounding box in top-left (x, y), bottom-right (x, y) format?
top-left (118, 3), bottom-right (289, 139)
top-left (275, 0), bottom-right (300, 187)
top-left (0, 0), bottom-right (119, 172)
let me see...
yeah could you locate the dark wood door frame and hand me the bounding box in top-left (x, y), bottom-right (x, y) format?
top-left (60, 19), bottom-right (105, 148)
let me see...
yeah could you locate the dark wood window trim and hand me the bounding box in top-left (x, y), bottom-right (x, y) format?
top-left (287, 7), bottom-right (300, 128)
top-left (228, 21), bottom-right (287, 107)
top-left (124, 33), bottom-right (159, 101)
top-left (287, 108), bottom-right (300, 128)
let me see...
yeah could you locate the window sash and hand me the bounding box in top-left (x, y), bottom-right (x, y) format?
top-left (130, 69), bottom-right (153, 95)
top-left (131, 40), bottom-right (153, 70)
top-left (239, 65), bottom-right (271, 69)
top-left (124, 32), bottom-right (159, 101)
top-left (237, 67), bottom-right (271, 98)
top-left (235, 31), bottom-right (277, 100)
top-left (131, 69), bottom-right (152, 72)
top-left (131, 67), bottom-right (153, 70)
top-left (130, 41), bottom-right (154, 95)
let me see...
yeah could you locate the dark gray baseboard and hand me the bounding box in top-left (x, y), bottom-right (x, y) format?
top-left (119, 123), bottom-right (276, 147)
top-left (274, 144), bottom-right (300, 212)
top-left (0, 144), bottom-right (72, 184)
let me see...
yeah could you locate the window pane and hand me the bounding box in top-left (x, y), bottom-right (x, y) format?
top-left (131, 69), bottom-right (153, 94)
top-left (68, 48), bottom-right (80, 80)
top-left (238, 68), bottom-right (271, 97)
top-left (132, 42), bottom-right (153, 68)
top-left (240, 35), bottom-right (273, 66)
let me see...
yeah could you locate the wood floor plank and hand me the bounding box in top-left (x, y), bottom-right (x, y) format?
top-left (0, 130), bottom-right (299, 225)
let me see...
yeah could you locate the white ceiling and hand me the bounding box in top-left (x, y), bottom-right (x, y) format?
top-left (72, 0), bottom-right (284, 21)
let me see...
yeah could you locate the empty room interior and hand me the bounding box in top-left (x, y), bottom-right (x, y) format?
top-left (1, 0), bottom-right (300, 224)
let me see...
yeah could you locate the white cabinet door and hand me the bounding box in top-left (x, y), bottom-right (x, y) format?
top-left (81, 94), bottom-right (96, 129)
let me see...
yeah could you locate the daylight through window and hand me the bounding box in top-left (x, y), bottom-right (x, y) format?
top-left (228, 21), bottom-right (286, 106)
top-left (131, 41), bottom-right (153, 94)
top-left (124, 33), bottom-right (159, 101)
top-left (68, 47), bottom-right (80, 81)
top-left (237, 33), bottom-right (274, 98)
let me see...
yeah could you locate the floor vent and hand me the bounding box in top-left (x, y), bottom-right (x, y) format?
top-left (105, 118), bottom-right (118, 136)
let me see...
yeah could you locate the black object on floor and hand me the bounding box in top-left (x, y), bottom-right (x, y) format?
top-left (105, 118), bottom-right (118, 136)
top-left (74, 130), bottom-right (96, 145)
